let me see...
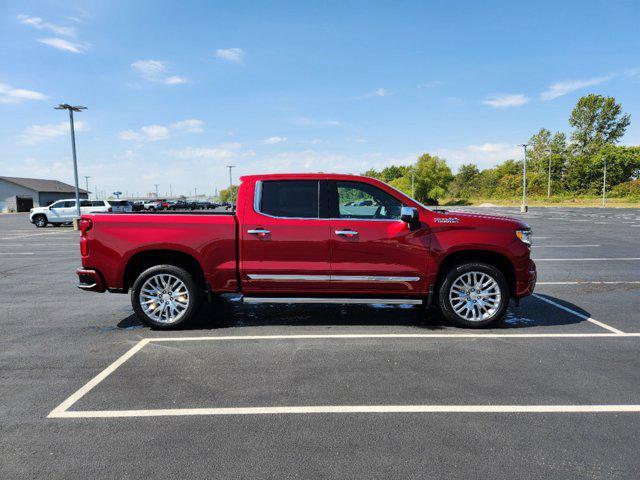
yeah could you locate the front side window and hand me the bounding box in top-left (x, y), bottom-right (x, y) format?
top-left (63, 201), bottom-right (76, 208)
top-left (49, 201), bottom-right (64, 208)
top-left (259, 180), bottom-right (319, 218)
top-left (336, 181), bottom-right (402, 220)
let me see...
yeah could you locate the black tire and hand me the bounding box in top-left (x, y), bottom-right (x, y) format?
top-left (33, 215), bottom-right (48, 228)
top-left (131, 264), bottom-right (201, 329)
top-left (437, 262), bottom-right (509, 328)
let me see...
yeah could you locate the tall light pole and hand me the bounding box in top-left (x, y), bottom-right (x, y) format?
top-left (169, 184), bottom-right (173, 198)
top-left (84, 175), bottom-right (91, 200)
top-left (411, 166), bottom-right (415, 197)
top-left (226, 165), bottom-right (235, 201)
top-left (518, 144), bottom-right (528, 213)
top-left (602, 154), bottom-right (608, 208)
top-left (55, 104), bottom-right (86, 218)
top-left (154, 184), bottom-right (159, 198)
top-left (544, 147), bottom-right (553, 198)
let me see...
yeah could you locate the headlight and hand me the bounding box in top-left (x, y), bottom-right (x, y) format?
top-left (516, 228), bottom-right (532, 246)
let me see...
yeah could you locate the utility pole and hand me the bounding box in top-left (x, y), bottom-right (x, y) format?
top-left (169, 184), bottom-right (172, 198)
top-left (411, 166), bottom-right (415, 197)
top-left (545, 148), bottom-right (552, 198)
top-left (84, 176), bottom-right (91, 199)
top-left (226, 165), bottom-right (235, 201)
top-left (602, 154), bottom-right (608, 208)
top-left (518, 144), bottom-right (528, 213)
top-left (154, 184), bottom-right (159, 198)
top-left (194, 187), bottom-right (198, 200)
top-left (55, 104), bottom-right (86, 219)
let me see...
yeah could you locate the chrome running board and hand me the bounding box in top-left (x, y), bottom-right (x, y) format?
top-left (242, 297), bottom-right (422, 305)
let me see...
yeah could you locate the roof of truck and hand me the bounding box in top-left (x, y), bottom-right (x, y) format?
top-left (239, 173), bottom-right (374, 182)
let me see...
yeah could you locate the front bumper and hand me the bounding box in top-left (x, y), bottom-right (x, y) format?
top-left (76, 268), bottom-right (106, 292)
top-left (515, 259), bottom-right (537, 298)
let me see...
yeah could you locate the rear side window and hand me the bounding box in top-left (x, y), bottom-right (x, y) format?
top-left (91, 200), bottom-right (105, 207)
top-left (259, 180), bottom-right (319, 218)
top-left (63, 201), bottom-right (76, 208)
top-left (108, 200), bottom-right (129, 206)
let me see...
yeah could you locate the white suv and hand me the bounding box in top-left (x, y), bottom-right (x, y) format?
top-left (29, 199), bottom-right (111, 227)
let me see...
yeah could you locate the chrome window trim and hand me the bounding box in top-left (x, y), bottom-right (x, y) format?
top-left (247, 274), bottom-right (420, 282)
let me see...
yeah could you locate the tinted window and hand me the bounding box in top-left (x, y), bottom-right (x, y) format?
top-left (108, 200), bottom-right (129, 206)
top-left (260, 181), bottom-right (319, 218)
top-left (336, 181), bottom-right (402, 220)
top-left (63, 201), bottom-right (76, 208)
top-left (91, 200), bottom-right (105, 206)
top-left (50, 201), bottom-right (64, 208)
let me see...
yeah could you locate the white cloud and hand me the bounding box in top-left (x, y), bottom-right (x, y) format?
top-left (37, 37), bottom-right (88, 53)
top-left (482, 94), bottom-right (530, 108)
top-left (170, 119), bottom-right (204, 133)
top-left (169, 147), bottom-right (237, 159)
top-left (540, 76), bottom-right (612, 101)
top-left (263, 136), bottom-right (287, 144)
top-left (435, 143), bottom-right (522, 170)
top-left (358, 88), bottom-right (390, 99)
top-left (119, 119), bottom-right (204, 141)
top-left (20, 121), bottom-right (85, 144)
top-left (17, 14), bottom-right (76, 37)
top-left (0, 82), bottom-right (48, 104)
top-left (131, 60), bottom-right (187, 85)
top-left (289, 117), bottom-right (341, 127)
top-left (215, 48), bottom-right (244, 63)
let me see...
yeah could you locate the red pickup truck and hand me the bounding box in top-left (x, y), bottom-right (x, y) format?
top-left (76, 173), bottom-right (536, 329)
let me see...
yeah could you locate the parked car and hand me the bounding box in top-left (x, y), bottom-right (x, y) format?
top-left (107, 200), bottom-right (133, 213)
top-left (168, 200), bottom-right (191, 210)
top-left (75, 173), bottom-right (536, 329)
top-left (142, 200), bottom-right (163, 211)
top-left (30, 199), bottom-right (111, 227)
top-left (132, 201), bottom-right (145, 212)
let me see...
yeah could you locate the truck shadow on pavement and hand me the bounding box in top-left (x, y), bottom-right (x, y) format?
top-left (116, 293), bottom-right (593, 331)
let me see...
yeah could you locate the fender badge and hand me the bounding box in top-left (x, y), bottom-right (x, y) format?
top-left (434, 217), bottom-right (460, 224)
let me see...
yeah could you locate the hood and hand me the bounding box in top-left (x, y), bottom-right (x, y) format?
top-left (430, 209), bottom-right (528, 230)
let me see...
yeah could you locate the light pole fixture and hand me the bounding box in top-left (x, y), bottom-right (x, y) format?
top-left (226, 165), bottom-right (236, 201)
top-left (602, 154), bottom-right (608, 208)
top-left (55, 104), bottom-right (86, 218)
top-left (518, 144), bottom-right (528, 213)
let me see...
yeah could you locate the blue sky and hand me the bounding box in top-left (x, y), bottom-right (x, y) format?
top-left (1, 0), bottom-right (639, 197)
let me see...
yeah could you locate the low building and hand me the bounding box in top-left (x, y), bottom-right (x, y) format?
top-left (0, 176), bottom-right (89, 212)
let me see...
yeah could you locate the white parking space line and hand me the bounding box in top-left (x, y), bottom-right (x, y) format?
top-left (48, 334), bottom-right (640, 419)
top-left (537, 281), bottom-right (640, 285)
top-left (0, 252), bottom-right (35, 255)
top-left (0, 243), bottom-right (77, 246)
top-left (51, 404), bottom-right (640, 418)
top-left (535, 258), bottom-right (640, 261)
top-left (532, 294), bottom-right (625, 334)
top-left (48, 339), bottom-right (150, 418)
top-left (0, 232), bottom-right (77, 240)
top-left (533, 245), bottom-right (600, 248)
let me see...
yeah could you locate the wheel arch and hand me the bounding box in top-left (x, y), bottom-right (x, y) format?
top-left (434, 249), bottom-right (516, 299)
top-left (123, 249), bottom-right (207, 292)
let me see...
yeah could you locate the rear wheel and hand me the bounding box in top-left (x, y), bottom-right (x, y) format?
top-left (33, 215), bottom-right (47, 228)
top-left (438, 262), bottom-right (509, 328)
top-left (131, 264), bottom-right (201, 329)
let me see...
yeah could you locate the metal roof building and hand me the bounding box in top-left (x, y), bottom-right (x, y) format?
top-left (0, 176), bottom-right (88, 212)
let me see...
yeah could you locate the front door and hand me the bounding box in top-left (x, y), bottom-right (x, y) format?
top-left (241, 179), bottom-right (333, 294)
top-left (328, 180), bottom-right (430, 295)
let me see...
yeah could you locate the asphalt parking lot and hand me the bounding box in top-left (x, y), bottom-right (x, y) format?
top-left (1, 207), bottom-right (639, 479)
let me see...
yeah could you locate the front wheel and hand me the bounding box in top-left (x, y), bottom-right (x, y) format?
top-left (438, 262), bottom-right (509, 328)
top-left (33, 215), bottom-right (48, 228)
top-left (131, 264), bottom-right (201, 329)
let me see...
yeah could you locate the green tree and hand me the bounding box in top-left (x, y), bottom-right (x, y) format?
top-left (219, 185), bottom-right (238, 203)
top-left (569, 94), bottom-right (631, 154)
top-left (411, 153), bottom-right (453, 204)
top-left (448, 163), bottom-right (481, 198)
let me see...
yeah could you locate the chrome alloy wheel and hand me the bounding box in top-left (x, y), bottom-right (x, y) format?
top-left (139, 273), bottom-right (190, 324)
top-left (448, 271), bottom-right (501, 322)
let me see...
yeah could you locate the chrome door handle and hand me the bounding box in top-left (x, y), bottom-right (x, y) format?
top-left (248, 229), bottom-right (270, 236)
top-left (335, 229), bottom-right (358, 236)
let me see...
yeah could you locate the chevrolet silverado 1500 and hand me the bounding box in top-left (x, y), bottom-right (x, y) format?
top-left (76, 174), bottom-right (536, 329)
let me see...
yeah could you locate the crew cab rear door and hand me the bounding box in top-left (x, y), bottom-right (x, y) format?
top-left (328, 180), bottom-right (430, 295)
top-left (240, 179), bottom-right (333, 294)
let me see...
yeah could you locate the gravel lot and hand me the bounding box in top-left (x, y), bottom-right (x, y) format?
top-left (1, 207), bottom-right (639, 479)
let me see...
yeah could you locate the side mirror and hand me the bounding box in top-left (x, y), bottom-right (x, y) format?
top-left (400, 206), bottom-right (420, 229)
